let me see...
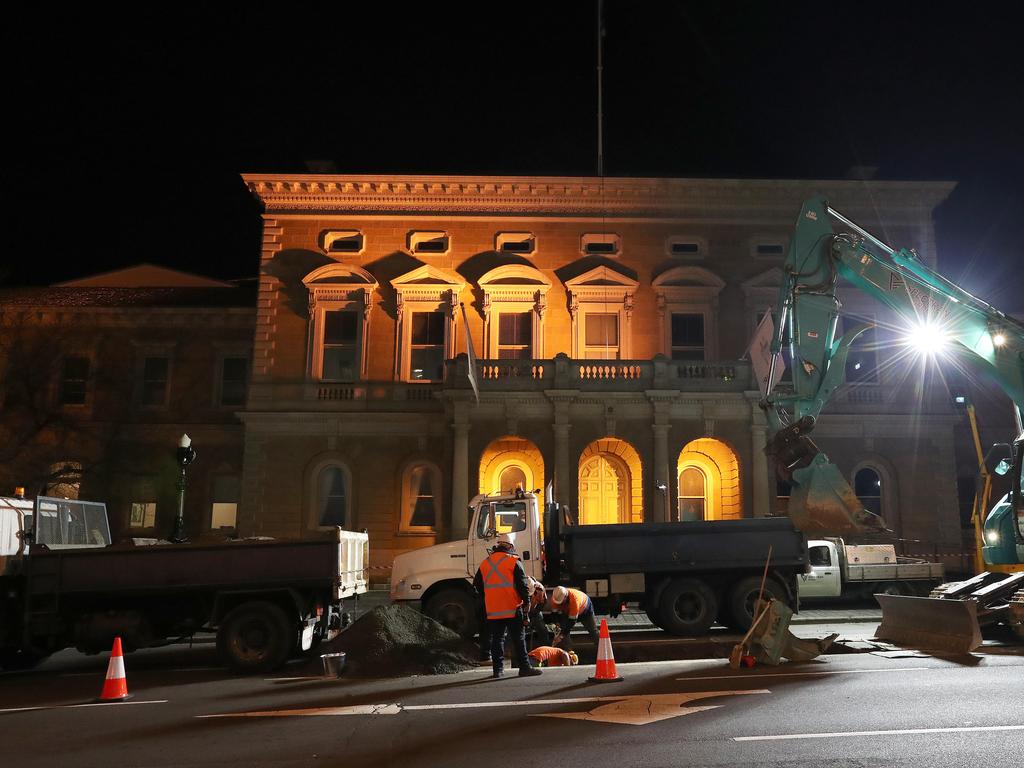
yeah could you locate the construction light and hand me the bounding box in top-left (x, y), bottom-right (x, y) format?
top-left (905, 321), bottom-right (948, 355)
top-left (992, 332), bottom-right (1007, 347)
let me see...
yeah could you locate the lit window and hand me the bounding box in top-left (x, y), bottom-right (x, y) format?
top-left (220, 357), bottom-right (248, 406)
top-left (128, 476), bottom-right (157, 529)
top-left (46, 462), bottom-right (82, 500)
top-left (496, 232), bottom-right (536, 255)
top-left (581, 233), bottom-right (621, 256)
top-left (670, 313), bottom-right (705, 360)
top-left (409, 231), bottom-right (450, 255)
top-left (410, 312), bottom-right (446, 381)
top-left (497, 312), bottom-right (532, 359)
top-left (499, 465), bottom-right (528, 494)
top-left (323, 230), bottom-right (364, 254)
top-left (677, 467), bottom-right (706, 521)
top-left (141, 356), bottom-right (169, 406)
top-left (322, 311), bottom-right (359, 381)
top-left (211, 475), bottom-right (239, 530)
top-left (317, 465), bottom-right (348, 528)
top-left (584, 313), bottom-right (620, 359)
top-left (60, 356), bottom-right (89, 405)
top-left (402, 463), bottom-right (442, 532)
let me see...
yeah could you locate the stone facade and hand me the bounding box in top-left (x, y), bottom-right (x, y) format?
top-left (240, 174), bottom-right (963, 572)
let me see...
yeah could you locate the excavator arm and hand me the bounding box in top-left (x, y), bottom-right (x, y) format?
top-left (764, 197), bottom-right (1024, 541)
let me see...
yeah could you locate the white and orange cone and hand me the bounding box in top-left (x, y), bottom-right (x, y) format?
top-left (96, 637), bottom-right (132, 702)
top-left (588, 618), bottom-right (623, 683)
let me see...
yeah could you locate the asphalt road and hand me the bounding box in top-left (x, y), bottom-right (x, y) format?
top-left (2, 621), bottom-right (1022, 768)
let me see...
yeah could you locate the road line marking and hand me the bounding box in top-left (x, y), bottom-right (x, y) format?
top-left (199, 690), bottom-right (770, 720)
top-left (0, 700), bottom-right (168, 714)
top-left (734, 724), bottom-right (1024, 741)
top-left (680, 667), bottom-right (930, 681)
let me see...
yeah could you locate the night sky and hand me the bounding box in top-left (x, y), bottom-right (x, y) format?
top-left (8, 3), bottom-right (1023, 308)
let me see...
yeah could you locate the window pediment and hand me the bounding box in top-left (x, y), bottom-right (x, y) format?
top-left (565, 265), bottom-right (638, 301)
top-left (391, 265), bottom-right (465, 293)
top-left (653, 266), bottom-right (724, 306)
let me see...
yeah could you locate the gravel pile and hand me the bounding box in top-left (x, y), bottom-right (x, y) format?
top-left (321, 604), bottom-right (479, 677)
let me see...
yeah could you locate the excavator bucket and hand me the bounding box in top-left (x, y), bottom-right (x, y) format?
top-left (874, 594), bottom-right (982, 654)
top-left (786, 454), bottom-right (890, 536)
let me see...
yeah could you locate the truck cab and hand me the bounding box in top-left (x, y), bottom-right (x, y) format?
top-left (390, 491), bottom-right (543, 636)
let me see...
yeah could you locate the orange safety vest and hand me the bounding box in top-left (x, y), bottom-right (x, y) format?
top-left (528, 646), bottom-right (570, 667)
top-left (481, 551), bottom-right (524, 620)
top-left (565, 588), bottom-right (589, 619)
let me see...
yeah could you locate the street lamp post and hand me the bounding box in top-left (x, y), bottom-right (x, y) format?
top-left (171, 433), bottom-right (197, 543)
top-left (657, 483), bottom-right (672, 523)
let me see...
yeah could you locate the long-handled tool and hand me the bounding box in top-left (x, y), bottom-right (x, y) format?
top-left (729, 546), bottom-right (773, 669)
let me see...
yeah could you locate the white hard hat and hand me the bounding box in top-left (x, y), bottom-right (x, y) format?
top-left (492, 534), bottom-right (515, 552)
top-left (551, 586), bottom-right (568, 605)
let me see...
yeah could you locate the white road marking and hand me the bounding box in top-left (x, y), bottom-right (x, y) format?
top-left (734, 724), bottom-right (1024, 741)
top-left (198, 690), bottom-right (769, 723)
top-left (680, 666), bottom-right (930, 681)
top-left (536, 690), bottom-right (769, 726)
top-left (0, 700), bottom-right (168, 714)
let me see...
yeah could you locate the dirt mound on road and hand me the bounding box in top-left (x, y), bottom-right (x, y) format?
top-left (320, 604), bottom-right (479, 677)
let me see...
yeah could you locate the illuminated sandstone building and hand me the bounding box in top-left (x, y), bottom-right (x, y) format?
top-left (239, 175), bottom-right (961, 570)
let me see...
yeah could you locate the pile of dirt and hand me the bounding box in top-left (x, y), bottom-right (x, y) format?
top-left (320, 604), bottom-right (479, 677)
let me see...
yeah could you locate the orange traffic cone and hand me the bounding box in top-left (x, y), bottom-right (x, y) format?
top-left (96, 637), bottom-right (132, 703)
top-left (588, 618), bottom-right (622, 683)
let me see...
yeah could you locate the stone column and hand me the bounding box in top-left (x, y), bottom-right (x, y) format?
top-left (652, 423), bottom-right (671, 522)
top-left (554, 423), bottom-right (571, 509)
top-left (451, 414), bottom-right (470, 538)
top-left (750, 407), bottom-right (770, 518)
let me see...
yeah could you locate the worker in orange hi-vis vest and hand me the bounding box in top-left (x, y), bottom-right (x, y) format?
top-left (472, 535), bottom-right (542, 679)
top-left (549, 586), bottom-right (601, 648)
top-left (528, 645), bottom-right (579, 667)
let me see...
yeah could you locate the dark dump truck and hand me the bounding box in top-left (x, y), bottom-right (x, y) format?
top-left (390, 491), bottom-right (808, 637)
top-left (0, 496), bottom-right (368, 672)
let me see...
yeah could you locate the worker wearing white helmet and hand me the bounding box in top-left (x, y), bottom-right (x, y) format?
top-left (549, 586), bottom-right (600, 647)
top-left (472, 534), bottom-right (542, 679)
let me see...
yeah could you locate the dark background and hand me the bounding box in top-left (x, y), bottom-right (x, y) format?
top-left (6, 3), bottom-right (1022, 308)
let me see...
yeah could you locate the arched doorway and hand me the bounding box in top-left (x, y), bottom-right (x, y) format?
top-left (676, 438), bottom-right (741, 521)
top-left (478, 436), bottom-right (545, 496)
top-left (578, 438), bottom-right (644, 524)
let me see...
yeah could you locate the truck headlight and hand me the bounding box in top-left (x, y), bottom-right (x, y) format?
top-left (985, 531), bottom-right (1000, 545)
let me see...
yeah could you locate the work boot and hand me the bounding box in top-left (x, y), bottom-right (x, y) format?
top-left (518, 665), bottom-right (542, 677)
top-left (491, 667), bottom-right (503, 679)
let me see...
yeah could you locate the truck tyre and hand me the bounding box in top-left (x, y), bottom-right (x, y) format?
top-left (727, 575), bottom-right (788, 631)
top-left (217, 600), bottom-right (293, 673)
top-left (658, 578), bottom-right (717, 636)
top-left (644, 606), bottom-right (665, 629)
top-left (424, 589), bottom-right (478, 638)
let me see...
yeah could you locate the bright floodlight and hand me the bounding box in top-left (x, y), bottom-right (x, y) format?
top-left (992, 332), bottom-right (1007, 347)
top-left (905, 322), bottom-right (948, 355)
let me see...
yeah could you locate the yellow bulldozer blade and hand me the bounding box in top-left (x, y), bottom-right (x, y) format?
top-left (874, 594), bottom-right (983, 654)
top-left (787, 455), bottom-right (890, 536)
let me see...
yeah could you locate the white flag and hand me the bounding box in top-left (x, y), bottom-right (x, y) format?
top-left (747, 309), bottom-right (785, 397)
top-left (460, 303), bottom-right (480, 404)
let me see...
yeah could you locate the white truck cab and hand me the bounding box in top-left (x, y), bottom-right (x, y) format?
top-left (799, 538), bottom-right (943, 600)
top-left (390, 492), bottom-right (543, 634)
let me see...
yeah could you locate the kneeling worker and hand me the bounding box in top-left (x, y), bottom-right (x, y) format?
top-left (473, 535), bottom-right (542, 679)
top-left (550, 586), bottom-right (601, 647)
top-left (528, 645), bottom-right (579, 667)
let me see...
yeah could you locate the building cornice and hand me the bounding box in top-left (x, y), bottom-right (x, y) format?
top-left (241, 173), bottom-right (956, 219)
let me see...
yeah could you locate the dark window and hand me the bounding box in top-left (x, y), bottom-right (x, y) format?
top-left (808, 545), bottom-right (832, 567)
top-left (854, 467), bottom-right (882, 517)
top-left (60, 356), bottom-right (89, 405)
top-left (141, 356), bottom-right (169, 406)
top-left (756, 243), bottom-right (785, 257)
top-left (410, 312), bottom-right (445, 381)
top-left (220, 357), bottom-right (248, 406)
top-left (670, 241), bottom-right (700, 256)
top-left (498, 312), bottom-right (532, 359)
top-left (322, 310), bottom-right (359, 381)
top-left (408, 465), bottom-right (437, 528)
top-left (412, 235), bottom-right (449, 253)
top-left (317, 466), bottom-right (347, 527)
top-left (671, 313), bottom-right (705, 360)
top-left (584, 241), bottom-right (617, 255)
top-left (328, 233), bottom-right (363, 252)
top-left (500, 239), bottom-right (534, 254)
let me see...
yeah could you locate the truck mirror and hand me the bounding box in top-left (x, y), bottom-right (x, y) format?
top-left (995, 459), bottom-right (1011, 476)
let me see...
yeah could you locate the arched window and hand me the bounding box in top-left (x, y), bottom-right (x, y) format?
top-left (854, 467), bottom-right (882, 518)
top-left (677, 466), bottom-right (707, 522)
top-left (499, 465), bottom-right (528, 494)
top-left (316, 465), bottom-right (349, 528)
top-left (401, 462), bottom-right (442, 533)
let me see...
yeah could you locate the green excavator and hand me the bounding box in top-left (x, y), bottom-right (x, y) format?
top-left (762, 197), bottom-right (1024, 652)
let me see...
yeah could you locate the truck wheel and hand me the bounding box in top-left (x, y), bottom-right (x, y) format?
top-left (658, 578), bottom-right (717, 636)
top-left (424, 589), bottom-right (478, 638)
top-left (727, 576), bottom-right (788, 631)
top-left (217, 601), bottom-right (293, 673)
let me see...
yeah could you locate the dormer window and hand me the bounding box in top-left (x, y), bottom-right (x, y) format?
top-left (495, 232), bottom-right (536, 255)
top-left (323, 230), bottom-right (365, 254)
top-left (409, 231), bottom-right (450, 255)
top-left (667, 237), bottom-right (704, 258)
top-left (581, 233), bottom-right (621, 257)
